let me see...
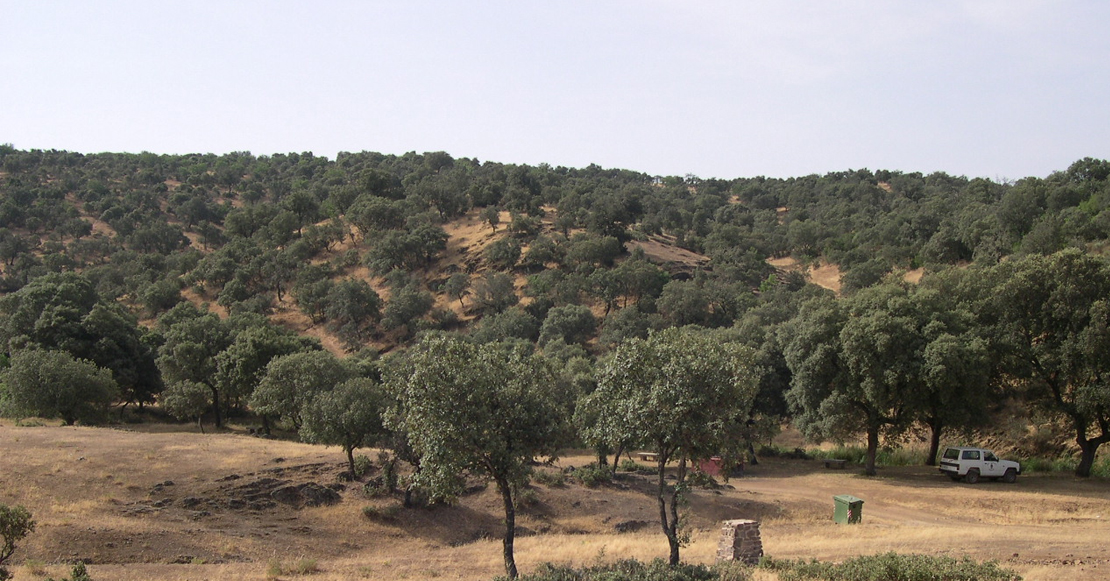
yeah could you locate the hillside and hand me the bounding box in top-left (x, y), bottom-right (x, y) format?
top-left (1, 148), bottom-right (1108, 357)
top-left (1, 147), bottom-right (1108, 458)
top-left (3, 148), bottom-right (1110, 579)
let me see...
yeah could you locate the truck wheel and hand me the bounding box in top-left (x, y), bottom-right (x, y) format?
top-left (964, 468), bottom-right (980, 484)
top-left (1002, 468), bottom-right (1017, 483)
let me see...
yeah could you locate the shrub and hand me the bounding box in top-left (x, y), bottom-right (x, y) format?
top-left (617, 459), bottom-right (653, 473)
top-left (809, 446), bottom-right (865, 464)
top-left (759, 552), bottom-right (1021, 581)
top-left (497, 558), bottom-right (752, 581)
top-left (759, 445), bottom-right (809, 460)
top-left (362, 504), bottom-right (400, 521)
top-left (23, 559), bottom-right (46, 576)
top-left (515, 487), bottom-right (539, 508)
top-left (875, 447), bottom-right (928, 467)
top-left (1022, 456), bottom-right (1049, 473)
top-left (0, 504), bottom-right (35, 581)
top-left (531, 469), bottom-right (566, 487)
top-left (572, 463), bottom-right (612, 487)
top-left (687, 470), bottom-right (719, 489)
top-left (353, 454), bottom-right (373, 479)
top-left (266, 557), bottom-right (319, 578)
top-left (1092, 456), bottom-right (1110, 478)
top-left (45, 562), bottom-right (92, 581)
top-left (1015, 454), bottom-right (1087, 474)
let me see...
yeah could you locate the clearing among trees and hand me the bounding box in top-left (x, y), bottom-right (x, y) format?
top-left (1, 424), bottom-right (1107, 581)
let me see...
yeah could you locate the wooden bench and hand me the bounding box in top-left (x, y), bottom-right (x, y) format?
top-left (638, 452), bottom-right (659, 463)
top-left (824, 459), bottom-right (848, 469)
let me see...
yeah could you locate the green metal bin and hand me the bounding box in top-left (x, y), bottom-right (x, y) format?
top-left (833, 494), bottom-right (863, 524)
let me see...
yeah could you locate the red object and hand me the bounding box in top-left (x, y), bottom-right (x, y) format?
top-left (698, 456), bottom-right (723, 476)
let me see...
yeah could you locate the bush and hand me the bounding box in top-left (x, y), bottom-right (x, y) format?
top-left (361, 504), bottom-right (400, 521)
top-left (45, 562), bottom-right (92, 581)
top-left (617, 459), bottom-right (654, 474)
top-left (515, 486), bottom-right (539, 508)
top-left (1, 350), bottom-right (119, 426)
top-left (1017, 455), bottom-right (1082, 474)
top-left (759, 552), bottom-right (1021, 581)
top-left (687, 470), bottom-right (719, 489)
top-left (808, 446), bottom-right (865, 464)
top-left (0, 504), bottom-right (35, 581)
top-left (498, 558), bottom-right (752, 581)
top-left (875, 447), bottom-right (928, 467)
top-left (266, 557), bottom-right (320, 578)
top-left (758, 445), bottom-right (810, 460)
top-left (806, 446), bottom-right (926, 467)
top-left (353, 454), bottom-right (374, 479)
top-left (572, 463), bottom-right (613, 487)
top-left (531, 469), bottom-right (566, 487)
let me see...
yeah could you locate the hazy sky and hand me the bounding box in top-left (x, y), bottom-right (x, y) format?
top-left (3, 1), bottom-right (1107, 180)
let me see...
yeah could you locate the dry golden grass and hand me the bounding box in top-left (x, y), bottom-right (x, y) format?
top-left (807, 261), bottom-right (842, 294)
top-left (2, 424), bottom-right (1109, 581)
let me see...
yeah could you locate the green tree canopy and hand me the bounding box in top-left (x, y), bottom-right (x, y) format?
top-left (0, 272), bottom-right (162, 406)
top-left (588, 327), bottom-right (759, 565)
top-left (249, 350), bottom-right (356, 429)
top-left (156, 303), bottom-right (234, 427)
top-left (160, 380), bottom-right (211, 432)
top-left (384, 335), bottom-right (572, 578)
top-left (990, 249), bottom-right (1110, 477)
top-left (1, 349), bottom-right (119, 425)
top-left (300, 377), bottom-right (389, 476)
top-left (0, 503), bottom-right (34, 581)
top-left (214, 323), bottom-right (319, 420)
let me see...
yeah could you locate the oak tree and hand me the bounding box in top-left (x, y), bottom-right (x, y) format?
top-left (384, 336), bottom-right (571, 578)
top-left (589, 328), bottom-right (758, 565)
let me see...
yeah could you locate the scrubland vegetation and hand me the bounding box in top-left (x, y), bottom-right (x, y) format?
top-left (1, 146), bottom-right (1109, 578)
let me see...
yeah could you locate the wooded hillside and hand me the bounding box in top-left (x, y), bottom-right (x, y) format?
top-left (1, 145), bottom-right (1108, 477)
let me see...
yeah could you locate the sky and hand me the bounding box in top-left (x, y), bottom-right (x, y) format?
top-left (2, 1), bottom-right (1108, 180)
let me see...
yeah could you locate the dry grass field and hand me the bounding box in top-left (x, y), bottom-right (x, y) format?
top-left (1, 423), bottom-right (1108, 581)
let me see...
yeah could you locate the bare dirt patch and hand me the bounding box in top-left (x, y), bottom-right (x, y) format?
top-left (766, 256), bottom-right (800, 271)
top-left (903, 267), bottom-right (925, 284)
top-left (627, 236), bottom-right (710, 279)
top-left (807, 262), bottom-right (842, 294)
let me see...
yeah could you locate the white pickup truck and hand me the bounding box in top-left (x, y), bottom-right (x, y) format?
top-left (938, 447), bottom-right (1021, 484)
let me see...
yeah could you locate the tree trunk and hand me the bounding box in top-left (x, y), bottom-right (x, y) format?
top-left (210, 386), bottom-right (222, 428)
top-left (655, 452), bottom-right (684, 566)
top-left (1074, 424), bottom-right (1110, 478)
top-left (346, 447), bottom-right (357, 479)
top-left (655, 454), bottom-right (674, 564)
top-left (667, 456), bottom-right (687, 565)
top-left (865, 425), bottom-right (879, 476)
top-left (496, 476), bottom-right (518, 578)
top-left (926, 418), bottom-right (943, 466)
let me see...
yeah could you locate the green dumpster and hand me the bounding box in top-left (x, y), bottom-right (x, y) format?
top-left (833, 495), bottom-right (864, 524)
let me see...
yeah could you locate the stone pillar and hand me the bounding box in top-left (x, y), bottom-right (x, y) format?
top-left (716, 519), bottom-right (763, 565)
